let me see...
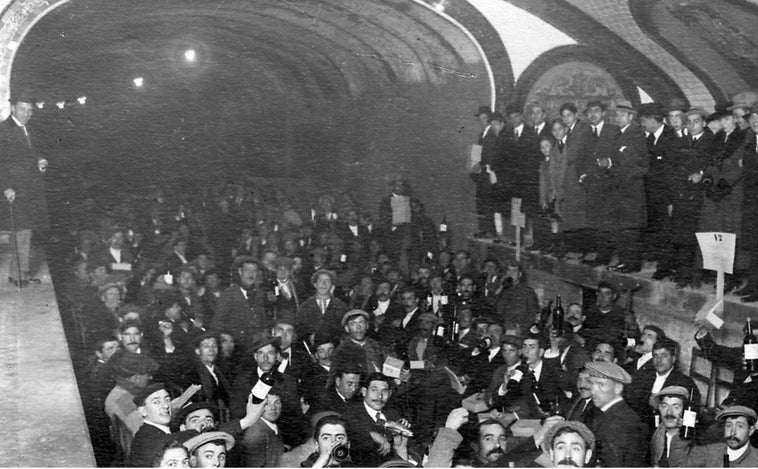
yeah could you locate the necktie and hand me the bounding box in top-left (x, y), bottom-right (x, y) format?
top-left (646, 133), bottom-right (656, 148)
top-left (376, 412), bottom-right (386, 428)
top-left (557, 140), bottom-right (565, 152)
top-left (592, 126), bottom-right (599, 139)
top-left (318, 298), bottom-right (326, 315)
top-left (245, 288), bottom-right (256, 309)
top-left (280, 351), bottom-right (290, 361)
top-left (21, 126), bottom-right (31, 148)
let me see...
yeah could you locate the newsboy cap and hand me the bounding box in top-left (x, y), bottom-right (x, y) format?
top-left (650, 385), bottom-right (690, 408)
top-left (584, 360), bottom-right (632, 384)
top-left (542, 420), bottom-right (595, 453)
top-left (717, 405), bottom-right (758, 425)
top-left (183, 431), bottom-right (236, 454)
top-left (342, 309), bottom-right (370, 327)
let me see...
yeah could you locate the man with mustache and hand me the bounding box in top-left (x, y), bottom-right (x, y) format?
top-left (649, 385), bottom-right (689, 467)
top-left (544, 420), bottom-right (596, 467)
top-left (566, 368), bottom-right (600, 429)
top-left (669, 406), bottom-right (758, 467)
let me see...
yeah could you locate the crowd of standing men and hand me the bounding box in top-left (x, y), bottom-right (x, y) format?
top-left (470, 94), bottom-right (758, 299)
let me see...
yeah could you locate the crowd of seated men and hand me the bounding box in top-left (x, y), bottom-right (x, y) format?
top-left (470, 92), bottom-right (758, 301)
top-left (46, 171), bottom-right (758, 467)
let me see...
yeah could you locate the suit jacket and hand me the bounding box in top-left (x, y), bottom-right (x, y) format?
top-left (585, 122), bottom-right (621, 228)
top-left (566, 396), bottom-right (600, 429)
top-left (210, 284), bottom-right (268, 348)
top-left (128, 423), bottom-right (170, 468)
top-left (0, 117), bottom-right (49, 230)
top-left (593, 399), bottom-right (649, 467)
top-left (467, 348), bottom-right (507, 395)
top-left (626, 367), bottom-right (701, 429)
top-left (240, 419), bottom-right (284, 467)
top-left (514, 359), bottom-right (566, 419)
top-left (181, 361), bottom-right (231, 407)
top-left (669, 440), bottom-right (758, 467)
top-left (646, 124), bottom-right (680, 206)
top-left (343, 401), bottom-right (401, 467)
top-left (495, 282), bottom-right (539, 336)
top-left (296, 295), bottom-right (347, 340)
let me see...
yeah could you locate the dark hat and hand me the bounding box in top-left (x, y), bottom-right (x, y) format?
top-left (541, 420), bottom-right (595, 453)
top-left (504, 102), bottom-right (523, 116)
top-left (133, 382), bottom-right (168, 407)
top-left (501, 335), bottom-right (523, 348)
top-left (585, 360), bottom-right (632, 385)
top-left (194, 331), bottom-right (220, 348)
top-left (650, 385), bottom-right (689, 408)
top-left (274, 257), bottom-right (295, 269)
top-left (488, 111), bottom-right (505, 123)
top-left (114, 352), bottom-right (159, 378)
top-left (585, 100), bottom-right (606, 111)
top-left (475, 105), bottom-right (492, 117)
top-left (642, 324), bottom-right (666, 340)
top-left (748, 104), bottom-right (758, 117)
top-left (685, 107), bottom-right (709, 119)
top-left (711, 102), bottom-right (731, 119)
top-left (175, 401), bottom-right (220, 426)
top-left (183, 431), bottom-right (235, 454)
top-left (313, 329), bottom-right (337, 347)
top-left (609, 99), bottom-right (634, 112)
top-left (637, 102), bottom-right (665, 118)
top-left (341, 309), bottom-right (370, 327)
top-left (717, 405), bottom-right (758, 425)
top-left (118, 319), bottom-right (143, 334)
top-left (10, 89), bottom-right (36, 104)
top-left (310, 268), bottom-right (335, 285)
top-left (666, 97), bottom-right (688, 113)
top-left (274, 311), bottom-right (297, 327)
top-left (249, 332), bottom-right (279, 353)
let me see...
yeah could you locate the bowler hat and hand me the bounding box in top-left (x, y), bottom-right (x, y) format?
top-left (249, 332), bottom-right (279, 353)
top-left (475, 105), bottom-right (492, 117)
top-left (504, 102), bottom-right (523, 116)
top-left (666, 97), bottom-right (688, 113)
top-left (488, 111), bottom-right (505, 123)
top-left (685, 107), bottom-right (709, 119)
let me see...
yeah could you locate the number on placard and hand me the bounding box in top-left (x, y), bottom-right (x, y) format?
top-left (714, 233), bottom-right (723, 242)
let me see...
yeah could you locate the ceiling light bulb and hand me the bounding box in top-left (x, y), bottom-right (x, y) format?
top-left (77, 96), bottom-right (87, 105)
top-left (56, 101), bottom-right (65, 109)
top-left (184, 49), bottom-right (196, 62)
top-left (133, 77), bottom-right (144, 87)
top-left (35, 102), bottom-right (44, 109)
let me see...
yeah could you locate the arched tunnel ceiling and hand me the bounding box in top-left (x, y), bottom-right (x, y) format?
top-left (12, 0), bottom-right (487, 107)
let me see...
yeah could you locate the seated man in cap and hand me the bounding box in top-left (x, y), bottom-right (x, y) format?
top-left (494, 261), bottom-right (539, 336)
top-left (669, 406), bottom-right (758, 467)
top-left (183, 431), bottom-right (235, 468)
top-left (105, 352), bottom-right (161, 438)
top-left (297, 269), bottom-right (348, 342)
top-left (649, 385), bottom-right (690, 467)
top-left (129, 383), bottom-right (176, 467)
top-left (585, 360), bottom-right (648, 467)
top-left (271, 313), bottom-right (310, 385)
top-left (541, 420), bottom-right (596, 468)
top-left (310, 365), bottom-right (363, 417)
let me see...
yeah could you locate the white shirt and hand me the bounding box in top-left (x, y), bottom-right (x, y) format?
top-left (592, 120), bottom-right (605, 136)
top-left (375, 299), bottom-right (390, 316)
top-left (529, 360), bottom-right (544, 382)
top-left (487, 346), bottom-right (501, 363)
top-left (727, 442), bottom-right (750, 462)
top-left (402, 307), bottom-right (418, 328)
top-left (637, 352), bottom-right (653, 370)
top-left (364, 401), bottom-right (385, 423)
top-left (652, 368), bottom-right (673, 394)
top-left (513, 123), bottom-right (524, 139)
top-left (534, 122), bottom-right (546, 135)
top-left (646, 124), bottom-right (665, 146)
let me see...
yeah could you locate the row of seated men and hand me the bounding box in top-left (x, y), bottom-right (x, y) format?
top-left (73, 249), bottom-right (758, 468)
top-left (470, 95), bottom-right (758, 300)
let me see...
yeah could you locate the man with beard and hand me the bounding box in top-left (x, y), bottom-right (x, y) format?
top-left (669, 406), bottom-right (758, 467)
top-left (649, 385), bottom-right (689, 467)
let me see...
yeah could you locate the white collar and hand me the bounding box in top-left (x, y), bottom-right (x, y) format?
top-left (638, 352), bottom-right (653, 368)
top-left (11, 115), bottom-right (25, 128)
top-left (144, 421), bottom-right (171, 434)
top-left (593, 121), bottom-right (605, 133)
top-left (364, 401), bottom-right (385, 422)
top-left (529, 359), bottom-right (544, 380)
top-left (600, 396), bottom-right (624, 412)
top-left (727, 443), bottom-right (750, 462)
top-left (261, 417), bottom-right (279, 435)
top-left (487, 346), bottom-right (501, 362)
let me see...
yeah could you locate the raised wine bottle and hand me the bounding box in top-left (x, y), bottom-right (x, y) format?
top-left (680, 388), bottom-right (697, 440)
top-left (250, 371), bottom-right (276, 404)
top-left (552, 295), bottom-right (565, 336)
top-left (744, 318), bottom-right (758, 373)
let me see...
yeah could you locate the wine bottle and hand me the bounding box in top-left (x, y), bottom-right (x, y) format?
top-left (549, 390), bottom-right (565, 418)
top-left (552, 295), bottom-right (565, 337)
top-left (250, 371), bottom-right (276, 404)
top-left (680, 388), bottom-right (697, 440)
top-left (477, 336), bottom-right (492, 352)
top-left (449, 318), bottom-right (460, 343)
top-left (744, 318), bottom-right (758, 373)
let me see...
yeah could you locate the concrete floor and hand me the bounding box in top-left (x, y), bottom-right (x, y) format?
top-left (0, 240), bottom-right (95, 467)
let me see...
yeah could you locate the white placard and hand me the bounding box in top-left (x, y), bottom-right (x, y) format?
top-left (696, 232), bottom-right (736, 274)
top-left (382, 357), bottom-right (405, 378)
top-left (469, 144), bottom-right (482, 169)
top-left (695, 297), bottom-right (724, 329)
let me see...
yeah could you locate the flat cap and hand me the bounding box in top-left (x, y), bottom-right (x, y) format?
top-left (609, 99), bottom-right (634, 112)
top-left (133, 382), bottom-right (168, 406)
top-left (175, 401), bottom-right (219, 426)
top-left (501, 335), bottom-right (523, 348)
top-left (475, 105), bottom-right (492, 117)
top-left (114, 352), bottom-right (159, 378)
top-left (342, 309), bottom-right (370, 327)
top-left (310, 268), bottom-right (336, 285)
top-left (183, 431), bottom-right (235, 454)
top-left (249, 332), bottom-right (279, 353)
top-left (650, 385), bottom-right (690, 408)
top-left (542, 420), bottom-right (595, 453)
top-left (717, 405), bottom-right (758, 425)
top-left (585, 360), bottom-right (632, 384)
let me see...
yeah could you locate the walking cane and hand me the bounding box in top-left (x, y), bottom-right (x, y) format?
top-left (8, 199), bottom-right (23, 291)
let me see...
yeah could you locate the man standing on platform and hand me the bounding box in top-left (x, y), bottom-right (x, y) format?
top-left (0, 94), bottom-right (49, 287)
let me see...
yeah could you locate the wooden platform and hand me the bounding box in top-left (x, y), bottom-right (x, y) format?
top-left (0, 242), bottom-right (95, 467)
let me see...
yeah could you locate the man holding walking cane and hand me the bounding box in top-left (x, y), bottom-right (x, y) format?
top-left (0, 93), bottom-right (49, 288)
